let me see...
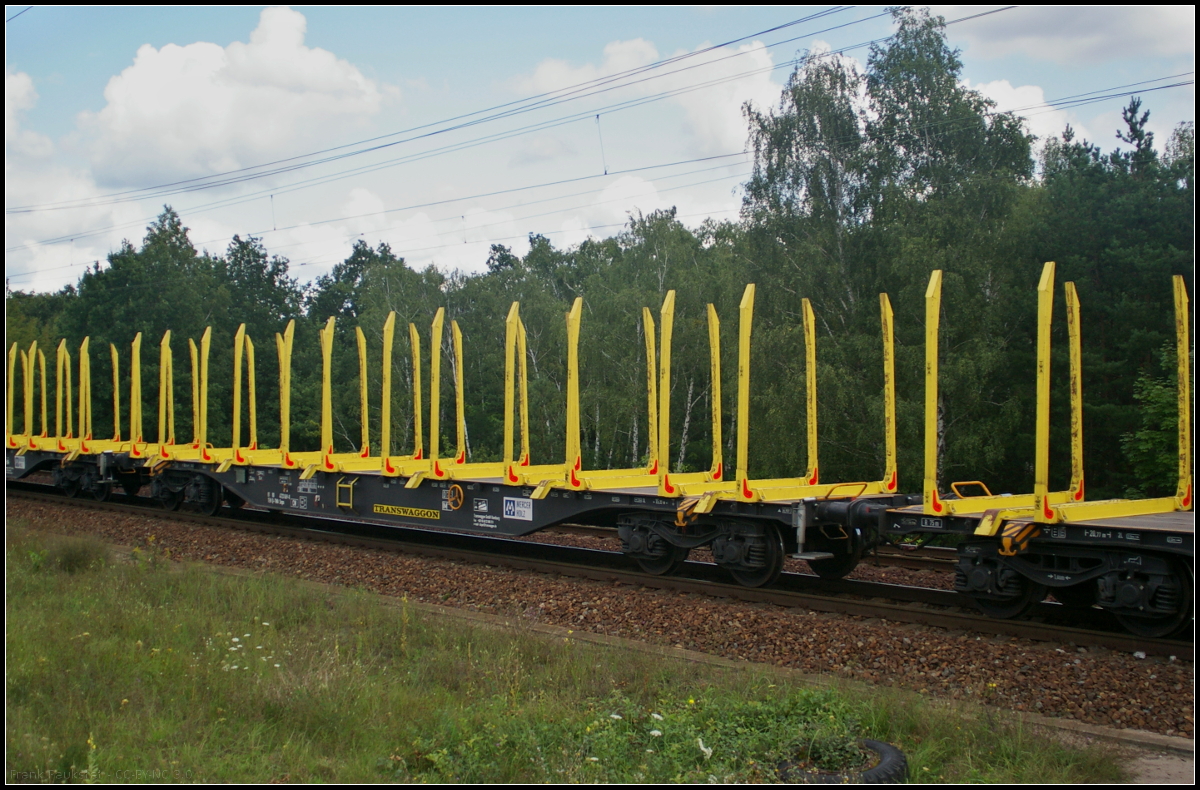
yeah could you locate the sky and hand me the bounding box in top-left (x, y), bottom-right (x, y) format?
top-left (4, 5), bottom-right (1195, 294)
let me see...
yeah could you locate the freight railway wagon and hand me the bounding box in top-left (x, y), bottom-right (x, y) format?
top-left (6, 267), bottom-right (1194, 636)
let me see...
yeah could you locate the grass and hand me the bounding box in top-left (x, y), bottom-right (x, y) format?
top-left (5, 521), bottom-right (1128, 783)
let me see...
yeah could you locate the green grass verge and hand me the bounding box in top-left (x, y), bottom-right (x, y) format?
top-left (6, 523), bottom-right (1126, 783)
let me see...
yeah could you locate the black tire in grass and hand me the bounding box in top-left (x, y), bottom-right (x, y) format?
top-left (777, 739), bottom-right (908, 784)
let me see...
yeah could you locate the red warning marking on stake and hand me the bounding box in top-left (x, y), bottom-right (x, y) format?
top-left (741, 477), bottom-right (753, 500)
top-left (713, 461), bottom-right (723, 481)
top-left (663, 472), bottom-right (676, 495)
top-left (930, 488), bottom-right (944, 514)
top-left (887, 469), bottom-right (897, 491)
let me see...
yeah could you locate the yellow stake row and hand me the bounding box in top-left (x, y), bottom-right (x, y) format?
top-left (6, 276), bottom-right (1190, 518)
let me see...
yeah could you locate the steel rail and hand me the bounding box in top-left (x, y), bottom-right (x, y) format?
top-left (7, 483), bottom-right (1191, 660)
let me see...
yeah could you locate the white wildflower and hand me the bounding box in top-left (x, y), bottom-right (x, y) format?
top-left (262, 622), bottom-right (270, 626)
top-left (274, 663), bottom-right (281, 668)
top-left (228, 647), bottom-right (237, 652)
top-left (587, 757), bottom-right (599, 762)
top-left (231, 637), bottom-right (239, 643)
top-left (610, 714), bottom-right (623, 720)
top-left (1133, 651), bottom-right (1147, 660)
top-left (650, 713), bottom-right (664, 721)
top-left (650, 730), bottom-right (662, 737)
top-left (697, 738), bottom-right (713, 760)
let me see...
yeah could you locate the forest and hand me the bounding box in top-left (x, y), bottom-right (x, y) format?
top-left (6, 9), bottom-right (1194, 500)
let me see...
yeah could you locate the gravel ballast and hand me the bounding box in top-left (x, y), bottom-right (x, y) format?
top-left (7, 497), bottom-right (1193, 738)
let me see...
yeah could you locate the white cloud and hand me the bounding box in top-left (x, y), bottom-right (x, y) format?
top-left (668, 41), bottom-right (782, 154)
top-left (5, 69), bottom-right (53, 158)
top-left (965, 78), bottom-right (1091, 145)
top-left (512, 38), bottom-right (659, 95)
top-left (936, 6), bottom-right (1195, 64)
top-left (78, 6), bottom-right (394, 186)
top-left (514, 37), bottom-right (784, 156)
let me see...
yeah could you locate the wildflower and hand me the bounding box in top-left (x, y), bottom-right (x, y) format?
top-left (610, 714), bottom-right (623, 720)
top-left (688, 698), bottom-right (695, 705)
top-left (1133, 651), bottom-right (1147, 660)
top-left (646, 749), bottom-right (655, 754)
top-left (262, 622), bottom-right (270, 626)
top-left (244, 633), bottom-right (251, 638)
top-left (229, 647), bottom-right (237, 652)
top-left (257, 646), bottom-right (263, 650)
top-left (232, 638), bottom-right (240, 643)
top-left (274, 663), bottom-right (281, 668)
top-left (587, 757), bottom-right (599, 762)
top-left (697, 738), bottom-right (712, 760)
top-left (650, 730), bottom-right (662, 737)
top-left (231, 665), bottom-right (238, 670)
top-left (120, 699), bottom-right (129, 707)
top-left (650, 713), bottom-right (664, 721)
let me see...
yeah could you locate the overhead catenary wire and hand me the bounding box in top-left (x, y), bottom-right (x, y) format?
top-left (9, 65), bottom-right (1190, 261)
top-left (7, 8), bottom-right (1189, 290)
top-left (1, 6), bottom-right (1056, 255)
top-left (4, 6), bottom-right (860, 214)
top-left (2, 6), bottom-right (1021, 252)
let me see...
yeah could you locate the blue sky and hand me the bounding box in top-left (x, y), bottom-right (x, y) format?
top-left (5, 6), bottom-right (1195, 292)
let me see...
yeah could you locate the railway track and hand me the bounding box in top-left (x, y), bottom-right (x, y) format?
top-left (7, 482), bottom-right (1191, 660)
top-left (547, 524), bottom-right (959, 572)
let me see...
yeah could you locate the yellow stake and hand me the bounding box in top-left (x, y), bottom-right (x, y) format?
top-left (130, 334), bottom-right (142, 443)
top-left (707, 304), bottom-right (723, 481)
top-left (38, 348), bottom-right (47, 437)
top-left (189, 339), bottom-right (199, 446)
top-left (356, 325), bottom-right (369, 455)
top-left (109, 343), bottom-right (120, 441)
top-left (802, 298), bottom-right (818, 485)
top-left (159, 331), bottom-right (174, 445)
top-left (320, 317), bottom-right (335, 455)
top-left (245, 335), bottom-right (257, 450)
top-left (736, 284), bottom-right (755, 490)
top-left (25, 341), bottom-right (38, 439)
top-left (517, 316), bottom-right (530, 464)
top-left (232, 324), bottom-right (246, 454)
top-left (880, 294), bottom-right (898, 491)
top-left (1033, 262), bottom-right (1055, 522)
top-left (276, 320), bottom-right (294, 456)
top-left (21, 348), bottom-right (32, 439)
top-left (429, 308), bottom-right (445, 466)
top-left (643, 306), bottom-right (662, 468)
top-left (452, 320), bottom-right (466, 463)
top-left (1065, 283), bottom-right (1084, 502)
top-left (199, 327), bottom-right (211, 450)
top-left (57, 340), bottom-right (73, 440)
top-left (408, 322), bottom-right (424, 459)
top-left (5, 343), bottom-right (15, 444)
top-left (80, 337), bottom-right (92, 440)
top-left (565, 297), bottom-right (583, 476)
top-left (923, 271), bottom-right (943, 515)
top-left (658, 291), bottom-right (676, 494)
top-left (504, 303), bottom-right (519, 466)
top-left (1174, 276), bottom-right (1193, 507)
top-left (381, 313), bottom-right (395, 459)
